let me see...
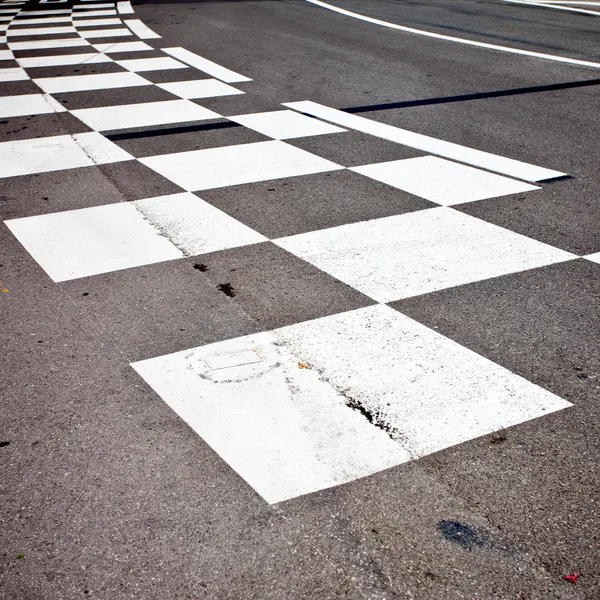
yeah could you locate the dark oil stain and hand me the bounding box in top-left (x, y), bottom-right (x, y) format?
top-left (437, 520), bottom-right (490, 551)
top-left (0, 441), bottom-right (10, 448)
top-left (217, 283), bottom-right (236, 297)
top-left (82, 292), bottom-right (89, 297)
top-left (490, 433), bottom-right (507, 445)
top-left (193, 263), bottom-right (208, 272)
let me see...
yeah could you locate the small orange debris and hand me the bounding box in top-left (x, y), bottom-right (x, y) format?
top-left (298, 362), bottom-right (310, 369)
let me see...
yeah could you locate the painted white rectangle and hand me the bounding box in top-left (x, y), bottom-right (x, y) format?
top-left (0, 67), bottom-right (28, 82)
top-left (124, 18), bottom-right (160, 39)
top-left (93, 40), bottom-right (151, 52)
top-left (117, 1), bottom-right (134, 14)
top-left (115, 56), bottom-right (187, 72)
top-left (74, 18), bottom-right (122, 27)
top-left (163, 46), bottom-right (251, 83)
top-left (132, 304), bottom-right (570, 503)
top-left (73, 3), bottom-right (115, 9)
top-left (72, 10), bottom-right (117, 17)
top-left (5, 202), bottom-right (182, 282)
top-left (156, 78), bottom-right (244, 99)
top-left (79, 27), bottom-right (131, 38)
top-left (0, 49), bottom-right (14, 61)
top-left (7, 25), bottom-right (76, 35)
top-left (275, 207), bottom-right (575, 302)
top-left (17, 52), bottom-right (112, 67)
top-left (9, 16), bottom-right (72, 24)
top-left (0, 93), bottom-right (66, 118)
top-left (71, 99), bottom-right (220, 131)
top-left (284, 101), bottom-right (566, 182)
top-left (0, 9), bottom-right (20, 14)
top-left (0, 16), bottom-right (13, 22)
top-left (351, 156), bottom-right (540, 205)
top-left (9, 37), bottom-right (89, 50)
top-left (132, 192), bottom-right (266, 256)
top-left (230, 109), bottom-right (345, 140)
top-left (140, 140), bottom-right (343, 192)
top-left (0, 132), bottom-right (131, 179)
top-left (33, 71), bottom-right (149, 93)
top-left (11, 9), bottom-right (71, 15)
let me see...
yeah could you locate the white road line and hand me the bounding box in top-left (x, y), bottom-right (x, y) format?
top-left (71, 99), bottom-right (220, 131)
top-left (17, 52), bottom-right (112, 67)
top-left (140, 140), bottom-right (343, 191)
top-left (73, 3), bottom-right (115, 9)
top-left (0, 93), bottom-right (66, 118)
top-left (79, 27), bottom-right (132, 38)
top-left (304, 0), bottom-right (600, 70)
top-left (504, 0), bottom-right (600, 15)
top-left (132, 304), bottom-right (570, 504)
top-left (156, 79), bottom-right (245, 100)
top-left (10, 16), bottom-right (72, 24)
top-left (9, 38), bottom-right (89, 50)
top-left (124, 18), bottom-right (160, 39)
top-left (522, 0), bottom-right (600, 4)
top-left (115, 56), bottom-right (188, 72)
top-left (33, 71), bottom-right (149, 93)
top-left (163, 47), bottom-right (252, 83)
top-left (9, 10), bottom-right (71, 16)
top-left (117, 1), bottom-right (134, 15)
top-left (284, 100), bottom-right (565, 182)
top-left (93, 40), bottom-right (152, 52)
top-left (351, 156), bottom-right (540, 205)
top-left (72, 10), bottom-right (117, 18)
top-left (73, 18), bottom-right (123, 27)
top-left (7, 26), bottom-right (77, 36)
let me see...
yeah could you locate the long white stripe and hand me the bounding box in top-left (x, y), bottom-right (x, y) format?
top-left (304, 0), bottom-right (600, 70)
top-left (504, 0), bottom-right (600, 15)
top-left (9, 10), bottom-right (71, 16)
top-left (522, 0), bottom-right (600, 4)
top-left (17, 52), bottom-right (112, 67)
top-left (163, 46), bottom-right (252, 83)
top-left (7, 26), bottom-right (76, 36)
top-left (10, 16), bottom-right (72, 24)
top-left (284, 101), bottom-right (565, 182)
top-left (124, 18), bottom-right (160, 39)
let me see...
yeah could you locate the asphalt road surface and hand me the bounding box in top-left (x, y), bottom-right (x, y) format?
top-left (1, 0), bottom-right (599, 598)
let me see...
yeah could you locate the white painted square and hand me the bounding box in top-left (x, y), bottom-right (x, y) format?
top-left (17, 52), bottom-right (112, 68)
top-left (9, 38), bottom-right (89, 50)
top-left (351, 156), bottom-right (540, 205)
top-left (71, 99), bottom-right (220, 131)
top-left (93, 41), bottom-right (152, 53)
top-left (140, 140), bottom-right (343, 191)
top-left (0, 67), bottom-right (28, 82)
top-left (0, 132), bottom-right (132, 179)
top-left (5, 202), bottom-right (182, 282)
top-left (132, 304), bottom-right (570, 504)
top-left (115, 56), bottom-right (187, 72)
top-left (275, 207), bottom-right (575, 302)
top-left (0, 93), bottom-right (66, 118)
top-left (79, 27), bottom-right (132, 38)
top-left (229, 109), bottom-right (346, 140)
top-left (33, 71), bottom-right (149, 93)
top-left (132, 192), bottom-right (266, 255)
top-left (156, 78), bottom-right (244, 100)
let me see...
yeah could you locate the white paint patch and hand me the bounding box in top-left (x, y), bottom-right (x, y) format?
top-left (0, 93), bottom-right (66, 118)
top-left (5, 203), bottom-right (182, 282)
top-left (79, 27), bottom-right (132, 38)
top-left (163, 47), bottom-right (251, 83)
top-left (71, 99), bottom-right (220, 131)
top-left (132, 192), bottom-right (266, 255)
top-left (584, 252), bottom-right (600, 265)
top-left (71, 10), bottom-right (117, 17)
top-left (117, 1), bottom-right (134, 15)
top-left (132, 304), bottom-right (570, 504)
top-left (73, 3), bottom-right (116, 9)
top-left (9, 16), bottom-right (72, 24)
top-left (0, 9), bottom-right (20, 14)
top-left (156, 78), bottom-right (244, 99)
top-left (115, 56), bottom-right (187, 72)
top-left (123, 18), bottom-right (160, 39)
top-left (33, 71), bottom-right (149, 93)
top-left (140, 140), bottom-right (343, 191)
top-left (7, 25), bottom-right (76, 35)
top-left (0, 67), bottom-right (28, 82)
top-left (11, 9), bottom-right (71, 16)
top-left (229, 109), bottom-right (346, 140)
top-left (284, 101), bottom-right (565, 182)
top-left (304, 0), bottom-right (600, 70)
top-left (93, 40), bottom-right (151, 52)
top-left (0, 49), bottom-right (13, 60)
top-left (17, 52), bottom-right (112, 68)
top-left (275, 207), bottom-right (575, 302)
top-left (351, 156), bottom-right (540, 205)
top-left (9, 38), bottom-right (89, 50)
top-left (0, 132), bottom-right (131, 179)
top-left (73, 18), bottom-right (123, 27)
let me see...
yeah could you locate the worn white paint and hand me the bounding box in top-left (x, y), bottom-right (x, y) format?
top-left (163, 47), bottom-right (251, 83)
top-left (9, 37), bottom-right (89, 50)
top-left (132, 304), bottom-right (570, 504)
top-left (284, 101), bottom-right (565, 182)
top-left (156, 78), bottom-right (244, 99)
top-left (0, 132), bottom-right (131, 179)
top-left (351, 156), bottom-right (540, 205)
top-left (304, 0), bottom-right (600, 69)
top-left (140, 140), bottom-right (343, 191)
top-left (229, 109), bottom-right (345, 140)
top-left (123, 18), bottom-right (160, 39)
top-left (72, 99), bottom-right (220, 131)
top-left (275, 207), bottom-right (575, 302)
top-left (115, 56), bottom-right (187, 72)
top-left (18, 52), bottom-right (112, 67)
top-left (0, 93), bottom-right (66, 118)
top-left (93, 40), bottom-right (151, 52)
top-left (34, 71), bottom-right (149, 93)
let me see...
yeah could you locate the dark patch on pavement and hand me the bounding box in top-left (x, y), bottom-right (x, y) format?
top-left (217, 283), bottom-right (236, 297)
top-left (193, 263), bottom-right (208, 272)
top-left (437, 520), bottom-right (490, 551)
top-left (0, 441), bottom-right (10, 448)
